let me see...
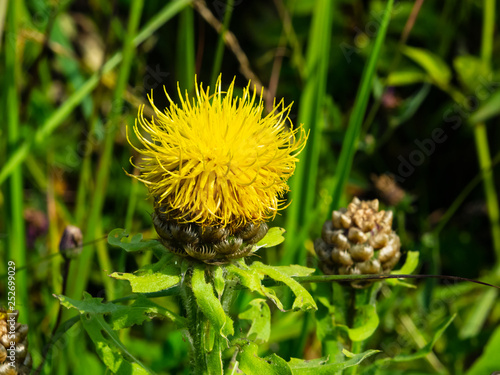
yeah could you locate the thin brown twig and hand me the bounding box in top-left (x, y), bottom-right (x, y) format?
top-left (266, 46), bottom-right (286, 113)
top-left (193, 0), bottom-right (264, 94)
top-left (400, 0), bottom-right (425, 45)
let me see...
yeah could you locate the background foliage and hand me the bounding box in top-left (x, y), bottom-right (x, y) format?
top-left (0, 0), bottom-right (499, 373)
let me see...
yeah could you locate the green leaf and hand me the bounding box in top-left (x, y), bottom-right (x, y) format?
top-left (57, 293), bottom-right (154, 374)
top-left (469, 89), bottom-right (500, 124)
top-left (110, 296), bottom-right (186, 329)
top-left (191, 265), bottom-right (234, 339)
top-left (226, 262), bottom-right (266, 296)
top-left (255, 227), bottom-right (286, 249)
top-left (386, 69), bottom-right (427, 86)
top-left (238, 342), bottom-right (292, 375)
top-left (55, 293), bottom-right (185, 329)
top-left (387, 251), bottom-right (419, 288)
top-left (392, 251), bottom-right (419, 274)
top-left (288, 349), bottom-right (380, 374)
top-left (110, 256), bottom-right (181, 293)
top-left (453, 55), bottom-right (490, 93)
top-left (401, 46), bottom-right (451, 88)
top-left (227, 260), bottom-right (289, 312)
top-left (465, 323), bottom-right (500, 375)
top-left (239, 298), bottom-right (271, 343)
top-left (251, 262), bottom-right (317, 312)
top-left (271, 264), bottom-right (316, 277)
top-left (336, 305), bottom-right (379, 342)
top-left (108, 228), bottom-right (165, 253)
top-left (56, 292), bottom-right (128, 315)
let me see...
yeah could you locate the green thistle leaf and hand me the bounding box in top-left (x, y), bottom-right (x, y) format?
top-left (238, 298), bottom-right (271, 343)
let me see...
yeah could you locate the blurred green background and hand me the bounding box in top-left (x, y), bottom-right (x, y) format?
top-left (1, 0), bottom-right (499, 373)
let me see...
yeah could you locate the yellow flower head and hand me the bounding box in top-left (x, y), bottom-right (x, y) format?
top-left (128, 75), bottom-right (307, 229)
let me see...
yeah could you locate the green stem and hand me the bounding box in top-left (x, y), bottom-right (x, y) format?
top-left (481, 0), bottom-right (494, 66)
top-left (5, 0), bottom-right (28, 321)
top-left (210, 0), bottom-right (234, 88)
top-left (181, 270), bottom-right (227, 375)
top-left (177, 6), bottom-right (195, 91)
top-left (181, 280), bottom-right (208, 374)
top-left (477, 0), bottom-right (500, 273)
top-left (473, 123), bottom-right (500, 271)
top-left (344, 287), bottom-right (372, 375)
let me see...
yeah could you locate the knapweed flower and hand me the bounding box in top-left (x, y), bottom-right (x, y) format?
top-left (128, 75), bottom-right (306, 262)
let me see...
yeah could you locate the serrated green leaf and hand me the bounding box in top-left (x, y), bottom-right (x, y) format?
top-left (108, 228), bottom-right (165, 253)
top-left (56, 293), bottom-right (184, 329)
top-left (110, 296), bottom-right (186, 329)
top-left (239, 298), bottom-right (271, 343)
top-left (251, 262), bottom-right (317, 312)
top-left (261, 286), bottom-right (286, 311)
top-left (110, 267), bottom-right (180, 293)
top-left (56, 292), bottom-right (127, 315)
top-left (288, 349), bottom-right (380, 374)
top-left (58, 293), bottom-right (154, 374)
top-left (272, 264), bottom-right (316, 277)
top-left (191, 265), bottom-right (234, 338)
top-left (255, 227), bottom-right (286, 248)
top-left (110, 254), bottom-right (181, 293)
top-left (238, 342), bottom-right (292, 375)
top-left (336, 305), bottom-right (379, 342)
top-left (226, 262), bottom-right (266, 296)
top-left (402, 46), bottom-right (451, 88)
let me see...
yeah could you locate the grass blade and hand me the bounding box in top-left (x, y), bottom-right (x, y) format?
top-left (282, 0), bottom-right (333, 266)
top-left (329, 0), bottom-right (395, 212)
top-left (5, 0), bottom-right (28, 321)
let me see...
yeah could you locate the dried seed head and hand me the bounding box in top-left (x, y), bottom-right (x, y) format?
top-left (314, 197), bottom-right (402, 288)
top-left (0, 310), bottom-right (31, 374)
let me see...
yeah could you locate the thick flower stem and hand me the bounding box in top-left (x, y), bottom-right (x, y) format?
top-left (181, 266), bottom-right (239, 375)
top-left (181, 278), bottom-right (210, 374)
